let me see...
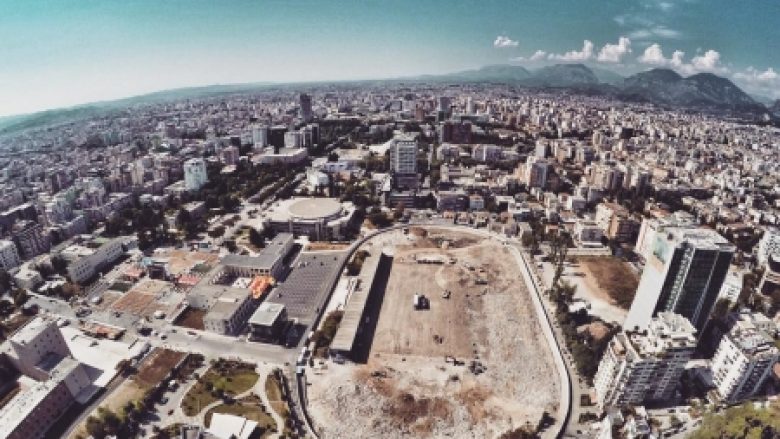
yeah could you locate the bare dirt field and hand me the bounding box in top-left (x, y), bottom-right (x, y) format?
top-left (577, 256), bottom-right (639, 310)
top-left (174, 307), bottom-right (206, 330)
top-left (308, 229), bottom-right (561, 438)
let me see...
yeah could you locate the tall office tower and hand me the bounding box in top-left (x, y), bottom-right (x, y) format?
top-left (252, 124), bottom-right (269, 149)
top-left (183, 158), bottom-right (208, 192)
top-left (635, 211), bottom-right (697, 260)
top-left (11, 220), bottom-right (50, 260)
top-left (389, 138), bottom-right (418, 175)
top-left (710, 318), bottom-right (779, 403)
top-left (625, 227), bottom-right (735, 332)
top-left (299, 93), bottom-right (313, 122)
top-left (437, 96), bottom-right (452, 122)
top-left (466, 96), bottom-right (475, 114)
top-left (389, 137), bottom-right (419, 190)
top-left (269, 125), bottom-right (288, 151)
top-left (594, 313), bottom-right (697, 409)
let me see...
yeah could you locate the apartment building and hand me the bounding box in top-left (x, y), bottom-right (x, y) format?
top-left (710, 319), bottom-right (779, 403)
top-left (594, 313), bottom-right (697, 409)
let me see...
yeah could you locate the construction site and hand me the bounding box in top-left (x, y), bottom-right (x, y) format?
top-left (308, 228), bottom-right (561, 438)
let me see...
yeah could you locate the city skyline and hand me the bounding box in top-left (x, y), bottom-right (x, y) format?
top-left (1, 0), bottom-right (780, 118)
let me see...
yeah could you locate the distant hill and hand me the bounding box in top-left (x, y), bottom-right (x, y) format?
top-left (526, 64), bottom-right (599, 87)
top-left (0, 82), bottom-right (275, 137)
top-left (619, 68), bottom-right (763, 112)
top-left (421, 64), bottom-right (765, 115)
top-left (0, 64), bottom-right (768, 137)
top-left (770, 100), bottom-right (780, 115)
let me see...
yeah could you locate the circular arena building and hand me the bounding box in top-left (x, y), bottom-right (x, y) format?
top-left (287, 198), bottom-right (343, 222)
top-left (263, 197), bottom-right (357, 240)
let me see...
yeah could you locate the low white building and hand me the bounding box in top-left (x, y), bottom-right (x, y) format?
top-left (62, 237), bottom-right (125, 284)
top-left (574, 219), bottom-right (604, 245)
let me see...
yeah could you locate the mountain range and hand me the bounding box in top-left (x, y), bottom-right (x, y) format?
top-left (425, 64), bottom-right (767, 114)
top-left (0, 64), bottom-right (773, 137)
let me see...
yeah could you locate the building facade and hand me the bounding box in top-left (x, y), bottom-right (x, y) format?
top-left (710, 319), bottom-right (779, 403)
top-left (183, 158), bottom-right (208, 192)
top-left (594, 313), bottom-right (697, 409)
top-left (625, 227), bottom-right (735, 331)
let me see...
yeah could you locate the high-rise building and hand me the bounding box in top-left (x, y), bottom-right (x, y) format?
top-left (183, 158), bottom-right (208, 192)
top-left (625, 227), bottom-right (735, 332)
top-left (635, 211), bottom-right (697, 261)
top-left (594, 313), bottom-right (697, 409)
top-left (11, 221), bottom-right (50, 261)
top-left (0, 240), bottom-right (21, 271)
top-left (269, 125), bottom-right (288, 150)
top-left (252, 124), bottom-right (269, 149)
top-left (389, 138), bottom-right (418, 175)
top-left (299, 93), bottom-right (313, 122)
top-left (710, 317), bottom-right (779, 403)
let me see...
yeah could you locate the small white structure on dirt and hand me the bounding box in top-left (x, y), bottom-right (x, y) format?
top-left (207, 413), bottom-right (259, 439)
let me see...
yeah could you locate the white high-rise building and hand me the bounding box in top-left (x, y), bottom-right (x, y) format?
top-left (0, 240), bottom-right (21, 271)
top-left (183, 158), bottom-right (208, 192)
top-left (710, 318), bottom-right (779, 403)
top-left (757, 227), bottom-right (780, 267)
top-left (634, 211), bottom-right (697, 261)
top-left (252, 124), bottom-right (269, 149)
top-left (625, 227), bottom-right (735, 332)
top-left (594, 313), bottom-right (697, 409)
top-left (389, 138), bottom-right (418, 175)
top-left (465, 96), bottom-right (475, 114)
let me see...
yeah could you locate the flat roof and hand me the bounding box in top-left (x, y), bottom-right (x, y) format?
top-left (287, 198), bottom-right (341, 220)
top-left (248, 302), bottom-right (285, 327)
top-left (331, 250), bottom-right (383, 353)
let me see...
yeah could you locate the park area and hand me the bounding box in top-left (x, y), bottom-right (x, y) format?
top-left (181, 360), bottom-right (259, 416)
top-left (308, 228), bottom-right (561, 438)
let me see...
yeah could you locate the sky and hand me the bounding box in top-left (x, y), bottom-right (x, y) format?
top-left (1, 0), bottom-right (779, 117)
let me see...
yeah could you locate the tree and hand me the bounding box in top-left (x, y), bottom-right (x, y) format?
top-left (249, 228), bottom-right (264, 248)
top-left (85, 416), bottom-right (107, 439)
top-left (550, 233), bottom-right (570, 287)
top-left (0, 269), bottom-right (11, 292)
top-left (208, 226), bottom-right (226, 239)
top-left (11, 289), bottom-right (27, 307)
top-left (176, 208), bottom-right (191, 229)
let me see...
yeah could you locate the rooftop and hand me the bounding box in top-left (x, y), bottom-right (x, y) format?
top-left (248, 301), bottom-right (285, 327)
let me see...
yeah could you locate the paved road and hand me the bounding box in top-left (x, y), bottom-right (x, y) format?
top-left (152, 326), bottom-right (297, 367)
top-left (520, 247), bottom-right (597, 438)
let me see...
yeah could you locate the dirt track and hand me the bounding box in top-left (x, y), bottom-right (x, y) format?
top-left (308, 230), bottom-right (561, 438)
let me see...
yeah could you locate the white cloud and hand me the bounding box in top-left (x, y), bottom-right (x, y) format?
top-left (733, 67), bottom-right (780, 99)
top-left (494, 35), bottom-right (519, 48)
top-left (637, 44), bottom-right (727, 75)
top-left (548, 40), bottom-right (594, 61)
top-left (637, 43), bottom-right (666, 64)
top-left (597, 37), bottom-right (632, 63)
top-left (529, 50), bottom-right (547, 61)
top-left (690, 50), bottom-right (725, 73)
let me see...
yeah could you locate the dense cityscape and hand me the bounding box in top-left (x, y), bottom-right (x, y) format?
top-left (0, 76), bottom-right (777, 439)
